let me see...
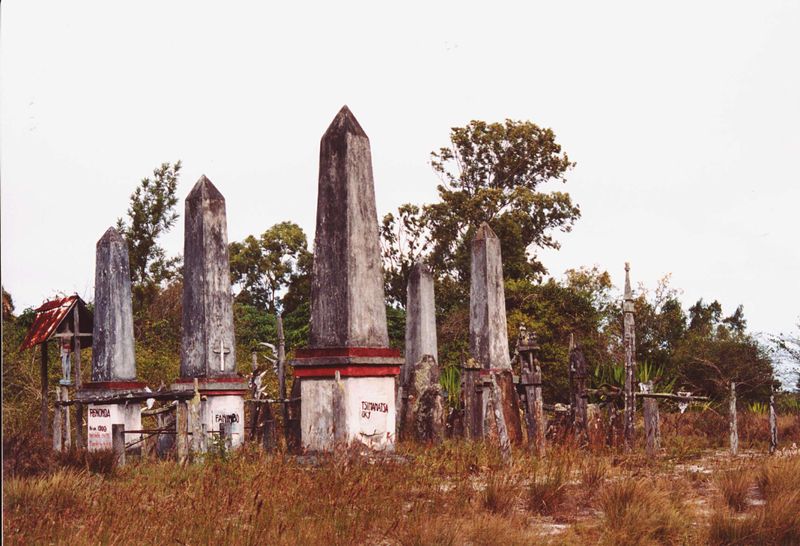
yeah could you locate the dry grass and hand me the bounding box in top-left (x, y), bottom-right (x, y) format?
top-left (716, 466), bottom-right (754, 512)
top-left (707, 457), bottom-right (800, 545)
top-left (596, 477), bottom-right (688, 545)
top-left (3, 431), bottom-right (800, 546)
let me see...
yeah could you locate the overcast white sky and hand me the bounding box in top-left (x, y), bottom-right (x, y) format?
top-left (2, 1), bottom-right (798, 340)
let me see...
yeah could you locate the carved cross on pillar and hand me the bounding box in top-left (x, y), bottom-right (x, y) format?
top-left (213, 339), bottom-right (231, 372)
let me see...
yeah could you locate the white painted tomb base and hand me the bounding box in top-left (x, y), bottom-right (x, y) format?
top-left (196, 395), bottom-right (245, 449)
top-left (87, 403), bottom-right (142, 452)
top-left (301, 376), bottom-right (396, 452)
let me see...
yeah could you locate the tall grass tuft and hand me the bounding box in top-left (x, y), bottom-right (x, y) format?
top-left (481, 472), bottom-right (518, 515)
top-left (598, 477), bottom-right (686, 545)
top-left (716, 467), bottom-right (753, 512)
top-left (526, 453), bottom-right (573, 516)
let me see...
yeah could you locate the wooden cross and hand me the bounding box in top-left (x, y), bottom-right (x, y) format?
top-left (213, 339), bottom-right (231, 371)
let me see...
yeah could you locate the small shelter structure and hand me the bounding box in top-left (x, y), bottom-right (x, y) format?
top-left (20, 294), bottom-right (93, 443)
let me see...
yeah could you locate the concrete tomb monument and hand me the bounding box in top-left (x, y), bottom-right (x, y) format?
top-left (173, 176), bottom-right (246, 450)
top-left (469, 223), bottom-right (523, 446)
top-left (291, 106), bottom-right (402, 451)
top-left (83, 227), bottom-right (145, 451)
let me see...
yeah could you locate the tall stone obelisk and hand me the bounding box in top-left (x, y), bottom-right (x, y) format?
top-left (469, 223), bottom-right (523, 445)
top-left (292, 106), bottom-right (402, 452)
top-left (83, 227), bottom-right (144, 451)
top-left (622, 262), bottom-right (636, 449)
top-left (175, 176), bottom-right (246, 450)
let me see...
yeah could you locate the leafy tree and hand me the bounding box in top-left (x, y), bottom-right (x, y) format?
top-left (229, 222), bottom-right (312, 314)
top-left (116, 161), bottom-right (182, 312)
top-left (382, 119), bottom-right (579, 306)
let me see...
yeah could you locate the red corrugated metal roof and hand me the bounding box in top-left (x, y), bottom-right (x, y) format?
top-left (19, 296), bottom-right (88, 351)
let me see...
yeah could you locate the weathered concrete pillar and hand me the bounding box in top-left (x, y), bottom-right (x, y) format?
top-left (469, 223), bottom-right (523, 445)
top-left (623, 263), bottom-right (636, 450)
top-left (402, 262), bottom-right (438, 386)
top-left (291, 106), bottom-right (402, 452)
top-left (175, 177), bottom-right (246, 450)
top-left (181, 176), bottom-right (236, 378)
top-left (399, 262), bottom-right (443, 442)
top-left (92, 228), bottom-right (136, 382)
top-left (399, 355), bottom-right (444, 442)
top-left (82, 227), bottom-right (144, 451)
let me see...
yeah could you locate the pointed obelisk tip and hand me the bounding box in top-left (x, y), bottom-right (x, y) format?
top-left (187, 174), bottom-right (224, 202)
top-left (474, 222), bottom-right (498, 241)
top-left (98, 226), bottom-right (125, 246)
top-left (323, 104), bottom-right (367, 139)
top-left (624, 262), bottom-right (632, 299)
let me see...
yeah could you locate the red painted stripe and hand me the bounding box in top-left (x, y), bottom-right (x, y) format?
top-left (82, 381), bottom-right (147, 390)
top-left (293, 365), bottom-right (400, 378)
top-left (175, 376), bottom-right (246, 384)
top-left (294, 347), bottom-right (401, 359)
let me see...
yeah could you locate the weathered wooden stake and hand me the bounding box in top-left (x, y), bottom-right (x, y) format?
top-left (112, 424), bottom-right (126, 466)
top-left (642, 380), bottom-right (661, 456)
top-left (622, 263), bottom-right (636, 451)
top-left (569, 334), bottom-right (589, 444)
top-left (729, 382), bottom-right (738, 456)
top-left (53, 387), bottom-right (63, 452)
top-left (176, 401), bottom-right (188, 463)
top-left (277, 313), bottom-right (287, 432)
top-left (461, 360), bottom-right (482, 440)
top-left (261, 402), bottom-right (276, 452)
top-left (249, 351), bottom-right (260, 443)
top-left (61, 385), bottom-right (71, 451)
top-left (519, 328), bottom-right (545, 455)
top-left (40, 341), bottom-right (49, 438)
top-left (73, 306), bottom-right (84, 449)
top-left (769, 390), bottom-right (778, 455)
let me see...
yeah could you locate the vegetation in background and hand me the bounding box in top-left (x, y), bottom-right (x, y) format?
top-left (116, 161), bottom-right (183, 315)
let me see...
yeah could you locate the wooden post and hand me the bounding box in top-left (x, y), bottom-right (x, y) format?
top-left (642, 381), bottom-right (661, 456)
top-left (769, 390), bottom-right (778, 455)
top-left (73, 306), bottom-right (84, 449)
top-left (40, 341), bottom-right (49, 437)
top-left (277, 313), bottom-right (287, 432)
top-left (53, 387), bottom-right (63, 452)
top-left (622, 263), bottom-right (636, 451)
top-left (249, 351), bottom-right (260, 443)
top-left (261, 402), bottom-right (275, 452)
top-left (461, 360), bottom-right (483, 440)
top-left (61, 385), bottom-right (71, 451)
top-left (286, 379), bottom-right (302, 453)
top-left (176, 401), bottom-right (188, 463)
top-left (112, 424), bottom-right (126, 466)
top-left (569, 335), bottom-right (589, 444)
top-left (189, 379), bottom-right (203, 455)
top-left (729, 382), bottom-right (738, 456)
top-left (521, 354), bottom-right (545, 455)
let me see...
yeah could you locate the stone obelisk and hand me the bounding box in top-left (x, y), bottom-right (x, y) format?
top-left (470, 223), bottom-right (523, 445)
top-left (292, 106), bottom-right (402, 451)
top-left (399, 261), bottom-right (443, 442)
top-left (83, 227), bottom-right (144, 451)
top-left (175, 176), bottom-right (246, 450)
top-left (623, 262), bottom-right (636, 450)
